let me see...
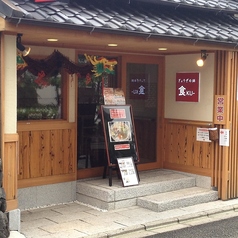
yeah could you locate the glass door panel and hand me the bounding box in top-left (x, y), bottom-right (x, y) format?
top-left (77, 54), bottom-right (118, 170)
top-left (126, 63), bottom-right (158, 164)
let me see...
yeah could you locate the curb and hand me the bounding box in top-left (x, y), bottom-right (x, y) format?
top-left (87, 205), bottom-right (238, 237)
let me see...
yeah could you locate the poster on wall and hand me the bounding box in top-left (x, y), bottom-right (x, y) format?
top-left (196, 128), bottom-right (211, 142)
top-left (176, 72), bottom-right (200, 102)
top-left (219, 129), bottom-right (229, 146)
top-left (101, 105), bottom-right (139, 166)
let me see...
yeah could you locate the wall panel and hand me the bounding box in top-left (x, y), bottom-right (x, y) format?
top-left (4, 134), bottom-right (18, 211)
top-left (163, 119), bottom-right (213, 177)
top-left (18, 122), bottom-right (76, 188)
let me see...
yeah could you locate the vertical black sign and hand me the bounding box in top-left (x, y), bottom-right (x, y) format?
top-left (101, 105), bottom-right (139, 166)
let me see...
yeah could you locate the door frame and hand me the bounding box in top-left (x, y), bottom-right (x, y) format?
top-left (121, 54), bottom-right (165, 171)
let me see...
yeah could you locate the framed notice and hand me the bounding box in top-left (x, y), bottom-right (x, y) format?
top-left (101, 105), bottom-right (139, 166)
top-left (117, 157), bottom-right (139, 187)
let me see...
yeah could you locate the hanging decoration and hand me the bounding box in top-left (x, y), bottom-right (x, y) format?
top-left (83, 54), bottom-right (118, 95)
top-left (17, 53), bottom-right (28, 71)
top-left (17, 50), bottom-right (92, 78)
top-left (84, 54), bottom-right (117, 77)
top-left (35, 71), bottom-right (49, 87)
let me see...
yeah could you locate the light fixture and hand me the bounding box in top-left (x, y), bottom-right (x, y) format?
top-left (196, 50), bottom-right (208, 67)
top-left (158, 47), bottom-right (167, 51)
top-left (108, 43), bottom-right (118, 47)
top-left (16, 34), bottom-right (31, 56)
top-left (47, 38), bottom-right (58, 42)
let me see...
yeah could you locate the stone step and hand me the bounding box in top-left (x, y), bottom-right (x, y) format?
top-left (137, 187), bottom-right (218, 212)
top-left (76, 170), bottom-right (198, 210)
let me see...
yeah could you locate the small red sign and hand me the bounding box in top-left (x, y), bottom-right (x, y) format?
top-left (176, 72), bottom-right (199, 102)
top-left (114, 144), bottom-right (130, 150)
top-left (109, 109), bottom-right (126, 119)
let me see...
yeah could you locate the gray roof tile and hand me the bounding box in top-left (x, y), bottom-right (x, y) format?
top-left (1, 0), bottom-right (238, 44)
top-left (137, 0), bottom-right (238, 12)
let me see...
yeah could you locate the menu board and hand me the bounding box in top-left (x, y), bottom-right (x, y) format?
top-left (101, 105), bottom-right (139, 166)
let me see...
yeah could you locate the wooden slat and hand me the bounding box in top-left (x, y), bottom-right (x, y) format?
top-left (18, 173), bottom-right (76, 188)
top-left (163, 119), bottom-right (213, 176)
top-left (213, 51), bottom-right (238, 200)
top-left (18, 121), bottom-right (75, 131)
top-left (3, 141), bottom-right (17, 201)
top-left (18, 127), bottom-right (76, 183)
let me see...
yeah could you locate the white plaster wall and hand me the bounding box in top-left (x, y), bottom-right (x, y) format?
top-left (4, 35), bottom-right (17, 133)
top-left (165, 53), bottom-right (214, 121)
top-left (22, 46), bottom-right (76, 122)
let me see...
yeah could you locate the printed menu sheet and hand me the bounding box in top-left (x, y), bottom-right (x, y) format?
top-left (117, 157), bottom-right (139, 187)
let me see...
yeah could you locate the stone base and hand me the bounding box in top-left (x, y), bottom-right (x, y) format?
top-left (76, 169), bottom-right (217, 211)
top-left (8, 209), bottom-right (21, 232)
top-left (18, 181), bottom-right (76, 210)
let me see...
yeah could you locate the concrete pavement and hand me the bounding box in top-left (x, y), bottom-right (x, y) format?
top-left (14, 198), bottom-right (238, 238)
top-left (9, 231), bottom-right (26, 238)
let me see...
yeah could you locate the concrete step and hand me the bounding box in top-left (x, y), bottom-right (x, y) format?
top-left (137, 187), bottom-right (218, 212)
top-left (76, 170), bottom-right (199, 210)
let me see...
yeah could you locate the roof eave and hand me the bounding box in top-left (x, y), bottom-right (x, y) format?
top-left (4, 16), bottom-right (238, 50)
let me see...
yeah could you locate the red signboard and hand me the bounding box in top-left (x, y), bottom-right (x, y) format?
top-left (109, 109), bottom-right (126, 119)
top-left (176, 72), bottom-right (200, 102)
top-left (114, 144), bottom-right (130, 150)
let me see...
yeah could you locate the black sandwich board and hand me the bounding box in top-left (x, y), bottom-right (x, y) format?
top-left (101, 105), bottom-right (140, 186)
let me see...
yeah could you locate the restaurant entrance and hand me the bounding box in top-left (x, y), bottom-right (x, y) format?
top-left (77, 54), bottom-right (164, 179)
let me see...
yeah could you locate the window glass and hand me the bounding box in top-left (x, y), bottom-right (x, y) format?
top-left (126, 63), bottom-right (158, 164)
top-left (77, 54), bottom-right (118, 169)
top-left (17, 70), bottom-right (63, 120)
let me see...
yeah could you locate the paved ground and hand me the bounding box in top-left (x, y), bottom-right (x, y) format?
top-left (12, 198), bottom-right (238, 238)
top-left (10, 231), bottom-right (26, 238)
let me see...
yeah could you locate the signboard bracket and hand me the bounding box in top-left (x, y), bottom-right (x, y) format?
top-left (103, 164), bottom-right (121, 186)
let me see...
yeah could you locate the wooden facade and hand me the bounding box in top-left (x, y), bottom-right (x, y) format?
top-left (3, 49), bottom-right (238, 209)
top-left (3, 134), bottom-right (18, 211)
top-left (213, 51), bottom-right (238, 200)
top-left (163, 119), bottom-right (213, 177)
top-left (2, 36), bottom-right (238, 210)
top-left (162, 51), bottom-right (238, 200)
top-left (17, 121), bottom-right (76, 188)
